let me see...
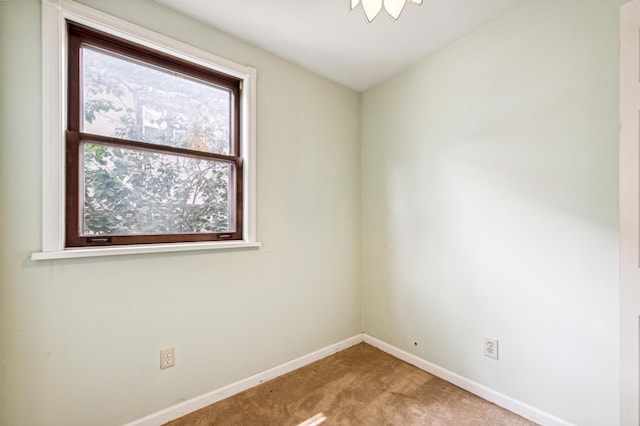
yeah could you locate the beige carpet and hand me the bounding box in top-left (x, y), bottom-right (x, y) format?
top-left (166, 343), bottom-right (537, 426)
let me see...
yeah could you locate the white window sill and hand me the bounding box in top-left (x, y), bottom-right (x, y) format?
top-left (31, 241), bottom-right (262, 260)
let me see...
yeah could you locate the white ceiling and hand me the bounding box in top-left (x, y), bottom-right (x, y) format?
top-left (155, 0), bottom-right (529, 92)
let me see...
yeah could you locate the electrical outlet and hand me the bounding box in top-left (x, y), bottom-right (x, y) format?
top-left (160, 347), bottom-right (175, 369)
top-left (484, 337), bottom-right (498, 360)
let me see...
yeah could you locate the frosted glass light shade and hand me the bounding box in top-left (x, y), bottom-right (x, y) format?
top-left (350, 0), bottom-right (423, 22)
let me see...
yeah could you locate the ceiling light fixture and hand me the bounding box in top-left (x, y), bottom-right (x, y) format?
top-left (350, 0), bottom-right (423, 23)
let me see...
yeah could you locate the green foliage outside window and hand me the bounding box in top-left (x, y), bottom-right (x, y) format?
top-left (80, 46), bottom-right (234, 236)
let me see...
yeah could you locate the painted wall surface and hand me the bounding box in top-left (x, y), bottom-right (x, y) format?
top-left (0, 1), bottom-right (361, 425)
top-left (361, 0), bottom-right (621, 424)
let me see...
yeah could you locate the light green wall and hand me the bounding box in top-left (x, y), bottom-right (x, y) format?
top-left (0, 1), bottom-right (361, 425)
top-left (1, 0), bottom-right (627, 424)
top-left (361, 0), bottom-right (621, 424)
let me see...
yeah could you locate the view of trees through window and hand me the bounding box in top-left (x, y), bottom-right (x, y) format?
top-left (79, 45), bottom-right (236, 237)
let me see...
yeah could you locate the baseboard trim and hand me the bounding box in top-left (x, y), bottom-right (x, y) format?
top-left (126, 333), bottom-right (571, 426)
top-left (124, 334), bottom-right (364, 426)
top-left (363, 335), bottom-right (572, 426)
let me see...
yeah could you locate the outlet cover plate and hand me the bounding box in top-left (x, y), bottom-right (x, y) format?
top-left (160, 347), bottom-right (175, 369)
top-left (484, 337), bottom-right (498, 360)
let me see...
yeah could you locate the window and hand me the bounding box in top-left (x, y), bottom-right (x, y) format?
top-left (33, 0), bottom-right (258, 259)
top-left (67, 23), bottom-right (242, 247)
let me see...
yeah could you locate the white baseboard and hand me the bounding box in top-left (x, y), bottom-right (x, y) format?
top-left (363, 335), bottom-right (572, 426)
top-left (126, 333), bottom-right (571, 426)
top-left (124, 334), bottom-right (364, 426)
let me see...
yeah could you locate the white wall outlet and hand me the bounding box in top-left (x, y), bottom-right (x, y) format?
top-left (484, 337), bottom-right (498, 360)
top-left (160, 347), bottom-right (175, 369)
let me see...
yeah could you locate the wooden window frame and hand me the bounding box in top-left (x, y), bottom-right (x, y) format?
top-left (65, 23), bottom-right (244, 248)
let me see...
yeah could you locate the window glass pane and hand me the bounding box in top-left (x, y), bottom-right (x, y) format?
top-left (81, 46), bottom-right (232, 155)
top-left (82, 143), bottom-right (234, 236)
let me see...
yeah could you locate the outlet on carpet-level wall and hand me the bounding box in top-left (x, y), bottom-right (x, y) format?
top-left (484, 338), bottom-right (498, 360)
top-left (161, 348), bottom-right (176, 369)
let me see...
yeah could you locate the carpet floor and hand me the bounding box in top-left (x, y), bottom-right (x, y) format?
top-left (165, 343), bottom-right (537, 426)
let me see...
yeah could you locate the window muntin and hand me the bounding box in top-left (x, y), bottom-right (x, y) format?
top-left (66, 23), bottom-right (243, 247)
